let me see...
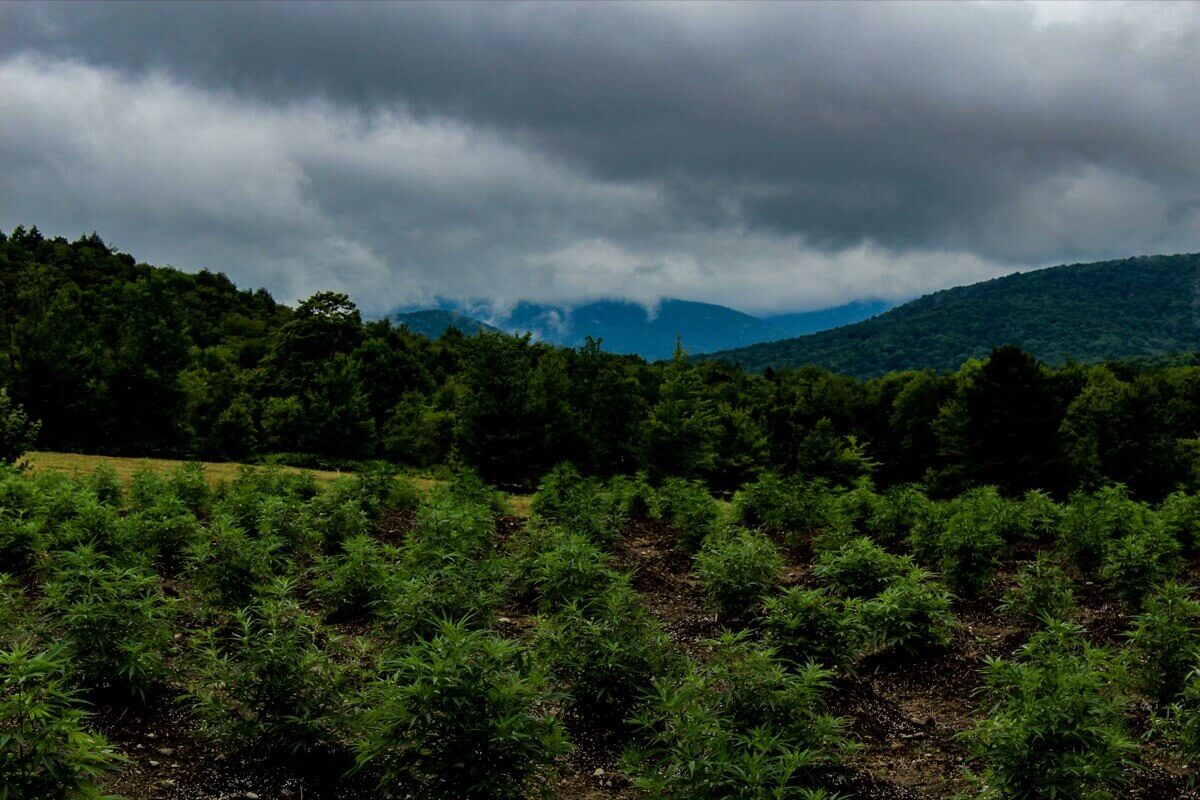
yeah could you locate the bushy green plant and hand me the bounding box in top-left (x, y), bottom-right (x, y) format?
top-left (0, 574), bottom-right (30, 645)
top-left (188, 579), bottom-right (345, 758)
top-left (379, 561), bottom-right (505, 642)
top-left (0, 645), bottom-right (122, 799)
top-left (120, 496), bottom-right (201, 569)
top-left (127, 467), bottom-right (172, 512)
top-left (813, 536), bottom-right (912, 599)
top-left (603, 472), bottom-right (655, 521)
top-left (863, 483), bottom-right (934, 546)
top-left (0, 515), bottom-right (41, 573)
top-left (860, 571), bottom-right (955, 655)
top-left (932, 512), bottom-right (1007, 594)
top-left (654, 476), bottom-right (720, 551)
top-left (1123, 582), bottom-right (1200, 704)
top-left (47, 496), bottom-right (123, 554)
top-left (762, 587), bottom-right (865, 671)
top-left (1056, 486), bottom-right (1157, 574)
top-left (1100, 524), bottom-right (1180, 607)
top-left (1019, 489), bottom-right (1063, 540)
top-left (999, 553), bottom-right (1077, 624)
top-left (535, 582), bottom-right (671, 720)
top-left (0, 467), bottom-right (38, 520)
top-left (167, 462), bottom-right (212, 516)
top-left (521, 527), bottom-right (622, 612)
top-left (969, 620), bottom-right (1135, 800)
top-left (311, 534), bottom-right (396, 621)
top-left (84, 465), bottom-right (123, 508)
top-left (407, 488), bottom-right (496, 564)
top-left (732, 472), bottom-right (848, 540)
top-left (185, 517), bottom-right (281, 607)
top-left (308, 494), bottom-right (370, 554)
top-left (627, 631), bottom-right (846, 800)
top-left (255, 495), bottom-right (318, 556)
top-left (354, 619), bottom-right (567, 800)
top-left (695, 527), bottom-right (782, 622)
top-left (42, 546), bottom-right (174, 698)
top-left (531, 464), bottom-right (619, 546)
top-left (1164, 666), bottom-right (1200, 777)
top-left (349, 461), bottom-right (422, 520)
top-left (1158, 490), bottom-right (1200, 555)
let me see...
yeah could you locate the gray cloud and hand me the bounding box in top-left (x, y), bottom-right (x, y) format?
top-left (1, 1), bottom-right (1198, 314)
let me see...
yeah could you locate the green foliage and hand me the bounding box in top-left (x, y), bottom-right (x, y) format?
top-left (910, 487), bottom-right (1026, 593)
top-left (311, 534), bottom-right (395, 621)
top-left (1123, 582), bottom-right (1200, 704)
top-left (0, 645), bottom-right (122, 800)
top-left (628, 631), bottom-right (846, 800)
top-left (531, 463), bottom-right (620, 546)
top-left (1100, 524), bottom-right (1180, 607)
top-left (188, 579), bottom-right (345, 758)
top-left (1164, 667), bottom-right (1200, 776)
top-left (1056, 486), bottom-right (1157, 575)
top-left (694, 528), bottom-right (782, 622)
top-left (354, 619), bottom-right (567, 800)
top-left (535, 583), bottom-right (671, 719)
top-left (520, 527), bottom-right (622, 613)
top-left (642, 343), bottom-right (720, 480)
top-left (813, 536), bottom-right (912, 599)
top-left (121, 495), bottom-right (201, 570)
top-left (186, 517), bottom-right (281, 607)
top-left (999, 553), bottom-right (1077, 624)
top-left (0, 516), bottom-right (41, 574)
top-left (654, 476), bottom-right (720, 551)
top-left (42, 547), bottom-right (174, 697)
top-left (732, 472), bottom-right (847, 539)
top-left (1158, 490), bottom-right (1200, 555)
top-left (860, 571), bottom-right (956, 655)
top-left (762, 587), bottom-right (865, 671)
top-left (969, 620), bottom-right (1135, 800)
top-left (0, 387), bottom-right (40, 467)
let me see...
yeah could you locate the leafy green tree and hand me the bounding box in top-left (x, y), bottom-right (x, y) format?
top-left (0, 388), bottom-right (39, 465)
top-left (643, 342), bottom-right (720, 480)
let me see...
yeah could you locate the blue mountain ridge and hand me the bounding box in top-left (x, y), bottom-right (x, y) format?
top-left (383, 298), bottom-right (891, 361)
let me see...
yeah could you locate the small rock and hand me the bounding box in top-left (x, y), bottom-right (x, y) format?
top-left (593, 767), bottom-right (606, 778)
top-left (157, 747), bottom-right (175, 756)
top-left (245, 793), bottom-right (260, 800)
top-left (148, 760), bottom-right (161, 767)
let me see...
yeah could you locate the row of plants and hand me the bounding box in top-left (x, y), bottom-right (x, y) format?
top-left (3, 462), bottom-right (1200, 798)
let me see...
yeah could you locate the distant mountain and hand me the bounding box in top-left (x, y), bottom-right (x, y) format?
top-left (394, 309), bottom-right (500, 338)
top-left (387, 297), bottom-right (889, 361)
top-left (763, 300), bottom-right (892, 337)
top-left (705, 254), bottom-right (1200, 377)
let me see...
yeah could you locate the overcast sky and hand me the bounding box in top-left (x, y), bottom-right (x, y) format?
top-left (2, 1), bottom-right (1198, 315)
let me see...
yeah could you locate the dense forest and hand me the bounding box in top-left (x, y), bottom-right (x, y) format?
top-left (709, 254), bottom-right (1200, 376)
top-left (4, 227), bottom-right (1200, 502)
top-left (6, 226), bottom-right (1200, 799)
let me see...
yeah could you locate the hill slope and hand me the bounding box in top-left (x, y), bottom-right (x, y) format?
top-left (394, 309), bottom-right (500, 337)
top-left (706, 254), bottom-right (1200, 376)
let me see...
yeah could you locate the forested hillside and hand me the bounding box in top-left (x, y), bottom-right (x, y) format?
top-left (6, 227), bottom-right (1200, 503)
top-left (709, 254), bottom-right (1200, 376)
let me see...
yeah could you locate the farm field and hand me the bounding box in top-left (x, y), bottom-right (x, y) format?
top-left (4, 460), bottom-right (1200, 800)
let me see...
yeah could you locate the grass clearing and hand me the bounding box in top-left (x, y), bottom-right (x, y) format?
top-left (23, 451), bottom-right (531, 515)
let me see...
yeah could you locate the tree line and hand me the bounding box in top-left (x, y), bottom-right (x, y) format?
top-left (3, 226), bottom-right (1200, 500)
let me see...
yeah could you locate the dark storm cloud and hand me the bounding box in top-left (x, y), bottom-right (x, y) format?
top-left (1, 2), bottom-right (1198, 312)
